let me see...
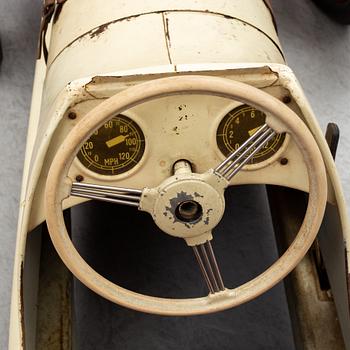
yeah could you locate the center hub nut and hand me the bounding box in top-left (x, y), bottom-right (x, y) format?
top-left (141, 172), bottom-right (226, 245)
top-left (175, 200), bottom-right (203, 222)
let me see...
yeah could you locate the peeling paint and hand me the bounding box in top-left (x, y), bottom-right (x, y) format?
top-left (194, 192), bottom-right (204, 198)
top-left (89, 23), bottom-right (110, 39)
top-left (50, 9), bottom-right (284, 67)
top-left (172, 126), bottom-right (180, 135)
top-left (179, 114), bottom-right (189, 121)
top-left (165, 191), bottom-right (203, 226)
top-left (203, 208), bottom-right (213, 225)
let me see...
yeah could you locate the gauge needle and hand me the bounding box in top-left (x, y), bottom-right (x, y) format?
top-left (106, 134), bottom-right (129, 148)
top-left (248, 126), bottom-right (261, 137)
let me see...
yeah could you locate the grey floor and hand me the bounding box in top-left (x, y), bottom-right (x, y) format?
top-left (0, 0), bottom-right (349, 348)
top-left (71, 185), bottom-right (295, 350)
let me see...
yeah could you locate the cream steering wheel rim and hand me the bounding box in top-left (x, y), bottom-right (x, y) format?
top-left (45, 75), bottom-right (327, 315)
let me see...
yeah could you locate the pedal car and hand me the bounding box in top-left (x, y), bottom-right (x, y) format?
top-left (9, 1), bottom-right (350, 349)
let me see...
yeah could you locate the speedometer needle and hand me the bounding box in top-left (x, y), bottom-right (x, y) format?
top-left (248, 126), bottom-right (261, 137)
top-left (106, 134), bottom-right (129, 148)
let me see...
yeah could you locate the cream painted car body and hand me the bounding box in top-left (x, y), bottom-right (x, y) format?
top-left (9, 0), bottom-right (350, 349)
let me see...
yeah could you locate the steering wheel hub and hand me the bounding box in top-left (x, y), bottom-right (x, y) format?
top-left (175, 200), bottom-right (202, 222)
top-left (142, 173), bottom-right (226, 245)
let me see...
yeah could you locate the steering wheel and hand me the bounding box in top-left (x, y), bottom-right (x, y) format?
top-left (45, 75), bottom-right (327, 315)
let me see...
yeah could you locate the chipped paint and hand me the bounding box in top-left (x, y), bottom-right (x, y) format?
top-left (165, 191), bottom-right (202, 227)
top-left (204, 208), bottom-right (213, 225)
top-left (49, 9), bottom-right (284, 67)
top-left (89, 23), bottom-right (110, 39)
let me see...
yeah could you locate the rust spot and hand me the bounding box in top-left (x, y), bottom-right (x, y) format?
top-left (172, 126), bottom-right (179, 135)
top-left (89, 23), bottom-right (109, 39)
top-left (177, 105), bottom-right (189, 121)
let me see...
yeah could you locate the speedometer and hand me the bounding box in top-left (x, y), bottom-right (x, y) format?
top-left (77, 115), bottom-right (145, 176)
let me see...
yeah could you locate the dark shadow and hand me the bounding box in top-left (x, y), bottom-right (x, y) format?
top-left (71, 185), bottom-right (295, 350)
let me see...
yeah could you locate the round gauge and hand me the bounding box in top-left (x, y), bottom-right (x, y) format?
top-left (77, 115), bottom-right (145, 176)
top-left (216, 105), bottom-right (286, 165)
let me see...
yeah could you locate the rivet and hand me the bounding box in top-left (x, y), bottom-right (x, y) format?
top-left (282, 96), bottom-right (291, 104)
top-left (68, 112), bottom-right (77, 120)
top-left (75, 175), bottom-right (84, 182)
top-left (280, 158), bottom-right (288, 165)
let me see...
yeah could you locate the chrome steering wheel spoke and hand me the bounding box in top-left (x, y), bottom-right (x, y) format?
top-left (70, 182), bottom-right (142, 207)
top-left (192, 240), bottom-right (225, 294)
top-left (215, 124), bottom-right (276, 181)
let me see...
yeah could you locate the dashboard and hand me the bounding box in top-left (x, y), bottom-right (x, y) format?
top-left (70, 93), bottom-right (297, 189)
top-left (76, 104), bottom-right (287, 177)
top-left (28, 86), bottom-right (310, 231)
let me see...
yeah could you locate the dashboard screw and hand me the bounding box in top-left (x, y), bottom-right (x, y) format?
top-left (75, 175), bottom-right (84, 182)
top-left (68, 112), bottom-right (77, 120)
top-left (280, 158), bottom-right (288, 165)
top-left (282, 96), bottom-right (291, 104)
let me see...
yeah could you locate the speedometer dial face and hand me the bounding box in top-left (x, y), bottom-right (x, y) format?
top-left (77, 115), bottom-right (145, 176)
top-left (216, 105), bottom-right (286, 165)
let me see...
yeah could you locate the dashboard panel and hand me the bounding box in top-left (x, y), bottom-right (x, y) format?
top-left (28, 84), bottom-right (311, 231)
top-left (68, 92), bottom-right (306, 192)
